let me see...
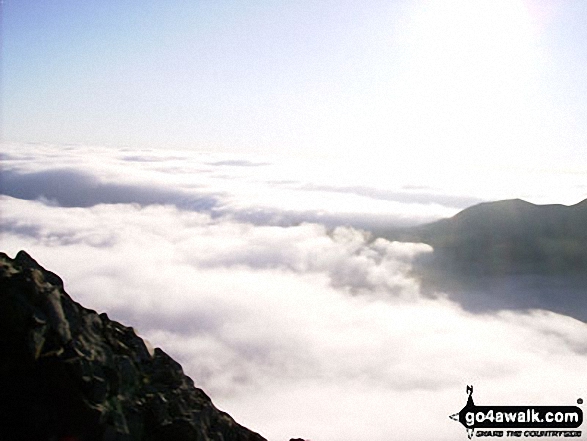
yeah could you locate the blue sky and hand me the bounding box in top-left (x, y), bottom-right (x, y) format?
top-left (3, 0), bottom-right (587, 170)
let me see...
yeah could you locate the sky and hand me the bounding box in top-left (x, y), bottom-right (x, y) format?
top-left (2, 0), bottom-right (587, 172)
top-left (2, 1), bottom-right (587, 440)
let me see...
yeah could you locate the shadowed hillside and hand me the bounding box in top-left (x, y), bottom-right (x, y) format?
top-left (382, 198), bottom-right (587, 321)
top-left (387, 198), bottom-right (587, 275)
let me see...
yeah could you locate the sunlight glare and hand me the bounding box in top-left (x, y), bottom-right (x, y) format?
top-left (382, 0), bottom-right (542, 171)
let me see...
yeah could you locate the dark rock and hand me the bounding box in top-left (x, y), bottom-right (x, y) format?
top-left (0, 251), bottom-right (266, 441)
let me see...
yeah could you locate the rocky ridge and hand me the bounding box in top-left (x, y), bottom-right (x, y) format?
top-left (0, 250), bottom-right (267, 441)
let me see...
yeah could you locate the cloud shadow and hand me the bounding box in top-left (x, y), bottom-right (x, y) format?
top-left (413, 256), bottom-right (587, 322)
top-left (0, 168), bottom-right (219, 211)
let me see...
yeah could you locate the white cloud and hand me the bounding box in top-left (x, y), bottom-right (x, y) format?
top-left (2, 192), bottom-right (587, 441)
top-left (2, 145), bottom-right (587, 440)
top-left (4, 144), bottom-right (585, 231)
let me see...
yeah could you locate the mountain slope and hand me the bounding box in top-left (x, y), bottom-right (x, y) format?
top-left (388, 198), bottom-right (587, 275)
top-left (0, 250), bottom-right (266, 441)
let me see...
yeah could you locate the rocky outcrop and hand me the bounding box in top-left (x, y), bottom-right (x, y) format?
top-left (0, 251), bottom-right (266, 441)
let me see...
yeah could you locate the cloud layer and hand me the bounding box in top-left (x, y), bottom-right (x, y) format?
top-left (2, 144), bottom-right (587, 441)
top-left (4, 143), bottom-right (585, 231)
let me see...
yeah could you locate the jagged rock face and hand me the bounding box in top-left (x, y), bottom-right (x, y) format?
top-left (0, 251), bottom-right (266, 441)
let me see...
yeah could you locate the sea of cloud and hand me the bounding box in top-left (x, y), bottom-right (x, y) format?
top-left (1, 143), bottom-right (587, 441)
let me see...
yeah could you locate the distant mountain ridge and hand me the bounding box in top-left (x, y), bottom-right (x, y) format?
top-left (0, 251), bottom-right (266, 441)
top-left (387, 198), bottom-right (587, 275)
